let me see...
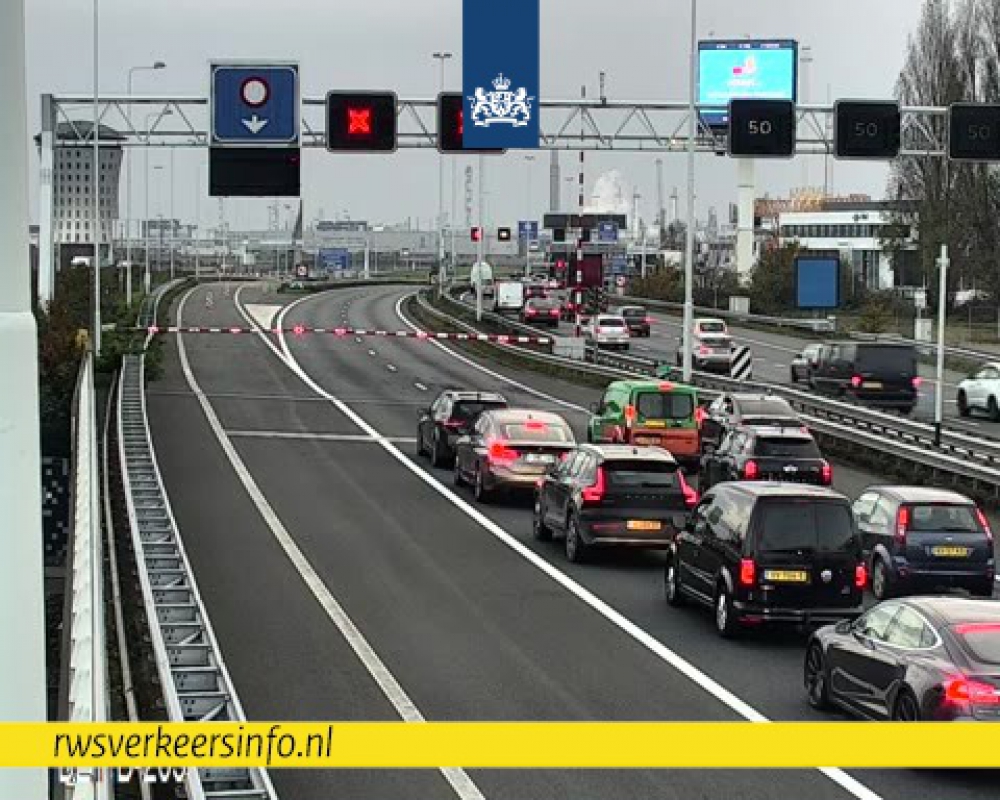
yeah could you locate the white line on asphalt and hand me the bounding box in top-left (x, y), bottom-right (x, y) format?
top-left (190, 286), bottom-right (486, 800)
top-left (355, 336), bottom-right (363, 344)
top-left (226, 430), bottom-right (417, 444)
top-left (414, 382), bottom-right (429, 392)
top-left (267, 288), bottom-right (882, 800)
top-left (368, 349), bottom-right (377, 356)
top-left (386, 364), bottom-right (398, 372)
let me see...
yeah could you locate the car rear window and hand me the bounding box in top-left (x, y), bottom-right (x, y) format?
top-left (502, 422), bottom-right (573, 442)
top-left (856, 345), bottom-right (917, 375)
top-left (529, 297), bottom-right (559, 308)
top-left (907, 504), bottom-right (982, 534)
top-left (953, 624), bottom-right (1000, 664)
top-left (598, 318), bottom-right (625, 328)
top-left (452, 401), bottom-right (506, 422)
top-left (621, 308), bottom-right (646, 318)
top-left (757, 501), bottom-right (856, 552)
top-left (755, 437), bottom-right (821, 458)
top-left (604, 460), bottom-right (679, 489)
top-left (741, 399), bottom-right (794, 417)
top-left (699, 321), bottom-right (726, 333)
top-left (635, 391), bottom-right (694, 421)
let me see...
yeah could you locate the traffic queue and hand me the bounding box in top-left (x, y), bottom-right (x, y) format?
top-left (416, 378), bottom-right (1000, 722)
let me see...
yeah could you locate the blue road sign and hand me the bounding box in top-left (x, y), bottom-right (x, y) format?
top-left (211, 64), bottom-right (299, 146)
top-left (610, 254), bottom-right (628, 274)
top-left (318, 248), bottom-right (350, 273)
top-left (598, 221), bottom-right (619, 242)
top-left (517, 220), bottom-right (539, 242)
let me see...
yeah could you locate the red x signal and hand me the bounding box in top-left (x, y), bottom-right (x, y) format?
top-left (348, 107), bottom-right (372, 136)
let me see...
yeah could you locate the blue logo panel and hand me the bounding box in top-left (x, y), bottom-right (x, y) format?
top-left (212, 64), bottom-right (299, 145)
top-left (795, 256), bottom-right (840, 309)
top-left (463, 0), bottom-right (539, 149)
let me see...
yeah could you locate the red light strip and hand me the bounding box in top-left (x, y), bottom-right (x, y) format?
top-left (136, 326), bottom-right (553, 344)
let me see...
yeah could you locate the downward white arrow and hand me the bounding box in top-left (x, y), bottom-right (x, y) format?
top-left (242, 114), bottom-right (269, 135)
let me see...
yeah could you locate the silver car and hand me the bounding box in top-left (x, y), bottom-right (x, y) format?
top-left (587, 314), bottom-right (631, 351)
top-left (676, 332), bottom-right (734, 372)
top-left (790, 344), bottom-right (822, 384)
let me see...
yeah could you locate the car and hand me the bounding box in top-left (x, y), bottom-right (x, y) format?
top-left (810, 341), bottom-right (920, 414)
top-left (520, 295), bottom-right (562, 327)
top-left (617, 305), bottom-right (652, 337)
top-left (523, 283), bottom-right (550, 300)
top-left (533, 445), bottom-right (698, 562)
top-left (790, 344), bottom-right (822, 384)
top-left (701, 393), bottom-right (801, 448)
top-left (804, 596), bottom-right (1000, 720)
top-left (586, 314), bottom-right (631, 351)
top-left (694, 317), bottom-right (729, 337)
top-left (675, 326), bottom-right (735, 373)
top-left (587, 379), bottom-right (702, 471)
top-left (416, 390), bottom-right (509, 467)
top-left (852, 486), bottom-right (995, 601)
top-left (700, 425), bottom-right (833, 491)
top-left (666, 483), bottom-right (866, 637)
top-left (957, 362), bottom-right (1000, 419)
top-left (453, 409), bottom-right (576, 502)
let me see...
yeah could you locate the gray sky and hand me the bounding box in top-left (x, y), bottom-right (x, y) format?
top-left (25, 0), bottom-right (923, 231)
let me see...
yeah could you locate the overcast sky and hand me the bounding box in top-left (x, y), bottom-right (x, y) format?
top-left (25, 0), bottom-right (924, 231)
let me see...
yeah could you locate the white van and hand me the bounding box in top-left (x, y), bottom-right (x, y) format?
top-left (470, 261), bottom-right (494, 297)
top-left (493, 280), bottom-right (525, 313)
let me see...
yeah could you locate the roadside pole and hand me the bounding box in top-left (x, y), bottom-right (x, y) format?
top-left (934, 244), bottom-right (948, 447)
top-left (681, 0), bottom-right (698, 383)
top-left (476, 153), bottom-right (484, 322)
top-left (0, 1), bottom-right (47, 796)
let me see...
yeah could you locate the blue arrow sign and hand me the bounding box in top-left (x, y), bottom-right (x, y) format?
top-left (212, 64), bottom-right (299, 146)
top-left (598, 221), bottom-right (619, 242)
top-left (518, 220), bottom-right (539, 242)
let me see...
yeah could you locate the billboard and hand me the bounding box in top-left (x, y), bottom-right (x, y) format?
top-left (795, 256), bottom-right (840, 309)
top-left (698, 40), bottom-right (798, 127)
top-left (318, 248), bottom-right (351, 273)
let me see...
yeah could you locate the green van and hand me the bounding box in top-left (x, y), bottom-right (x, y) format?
top-left (587, 380), bottom-right (702, 470)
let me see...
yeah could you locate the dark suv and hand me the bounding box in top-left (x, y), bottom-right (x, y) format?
top-left (852, 486), bottom-right (995, 601)
top-left (700, 426), bottom-right (832, 491)
top-left (417, 390), bottom-right (508, 467)
top-left (666, 483), bottom-right (865, 637)
top-left (618, 306), bottom-right (651, 337)
top-left (533, 445), bottom-right (697, 562)
top-left (811, 342), bottom-right (919, 414)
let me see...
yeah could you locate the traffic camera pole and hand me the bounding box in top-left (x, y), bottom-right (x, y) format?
top-left (681, 0), bottom-right (698, 383)
top-left (0, 1), bottom-right (47, 797)
top-left (934, 244), bottom-right (948, 447)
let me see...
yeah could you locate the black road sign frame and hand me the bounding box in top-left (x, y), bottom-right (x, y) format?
top-left (949, 103), bottom-right (1000, 162)
top-left (834, 99), bottom-right (901, 160)
top-left (727, 99), bottom-right (796, 158)
top-left (325, 90), bottom-right (399, 153)
top-left (436, 93), bottom-right (506, 154)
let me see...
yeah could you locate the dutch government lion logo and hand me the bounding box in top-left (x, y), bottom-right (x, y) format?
top-left (469, 73), bottom-right (533, 127)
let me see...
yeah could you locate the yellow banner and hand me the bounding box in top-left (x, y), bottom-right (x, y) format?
top-left (3, 722), bottom-right (1000, 768)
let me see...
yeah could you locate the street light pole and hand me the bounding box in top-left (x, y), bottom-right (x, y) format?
top-left (169, 146), bottom-right (175, 279)
top-left (92, 0), bottom-right (102, 355)
top-left (433, 51), bottom-right (453, 296)
top-left (476, 153), bottom-right (485, 321)
top-left (934, 244), bottom-right (949, 447)
top-left (524, 154), bottom-right (535, 276)
top-left (682, 0), bottom-right (698, 382)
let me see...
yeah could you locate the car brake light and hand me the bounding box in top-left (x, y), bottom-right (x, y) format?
top-left (549, 309), bottom-right (560, 316)
top-left (526, 308), bottom-right (537, 315)
top-left (945, 678), bottom-right (1000, 705)
top-left (698, 346), bottom-right (710, 355)
top-left (739, 558), bottom-right (756, 587)
top-left (624, 405), bottom-right (636, 428)
top-left (678, 473), bottom-right (699, 508)
top-left (743, 459), bottom-right (759, 480)
top-left (896, 506), bottom-right (909, 544)
top-left (850, 375), bottom-right (863, 388)
top-left (524, 420), bottom-right (546, 431)
top-left (694, 407), bottom-right (706, 427)
top-left (488, 440), bottom-right (519, 462)
top-left (645, 317), bottom-right (654, 324)
top-left (912, 376), bottom-right (923, 389)
top-left (854, 563), bottom-right (867, 589)
top-left (975, 507), bottom-right (993, 543)
top-left (582, 467), bottom-right (606, 504)
top-left (821, 462), bottom-right (833, 485)
top-left (659, 382), bottom-right (674, 392)
top-left (596, 326), bottom-right (605, 334)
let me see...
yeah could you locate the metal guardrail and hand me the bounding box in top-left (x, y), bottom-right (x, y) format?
top-left (117, 283), bottom-right (276, 800)
top-left (617, 294), bottom-right (837, 334)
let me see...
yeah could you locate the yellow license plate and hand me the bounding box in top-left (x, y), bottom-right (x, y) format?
top-left (634, 436), bottom-right (660, 446)
top-left (932, 546), bottom-right (970, 557)
top-left (644, 421), bottom-right (666, 428)
top-left (627, 520), bottom-right (662, 531)
top-left (763, 570), bottom-right (809, 583)
top-left (863, 381), bottom-right (883, 389)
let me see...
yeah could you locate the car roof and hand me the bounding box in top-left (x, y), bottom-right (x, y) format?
top-left (485, 408), bottom-right (571, 426)
top-left (824, 340), bottom-right (915, 349)
top-left (618, 305), bottom-right (646, 312)
top-left (606, 379), bottom-right (697, 394)
top-left (902, 596), bottom-right (1000, 626)
top-left (728, 393), bottom-right (790, 405)
top-left (443, 391), bottom-right (507, 403)
top-left (695, 317), bottom-right (726, 324)
top-left (580, 444), bottom-right (678, 463)
top-left (742, 426), bottom-right (814, 439)
top-left (716, 483), bottom-right (847, 501)
top-left (862, 486), bottom-right (975, 505)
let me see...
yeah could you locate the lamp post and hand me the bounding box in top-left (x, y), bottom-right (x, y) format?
top-left (125, 61), bottom-right (165, 306)
top-left (92, 0), bottom-right (102, 355)
top-left (523, 154), bottom-right (536, 275)
top-left (143, 109), bottom-right (171, 293)
top-left (682, 0), bottom-right (698, 382)
top-left (432, 51), bottom-right (453, 296)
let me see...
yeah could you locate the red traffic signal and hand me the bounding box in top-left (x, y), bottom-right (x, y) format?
top-left (437, 93), bottom-right (506, 154)
top-left (326, 91), bottom-right (398, 153)
top-left (471, 226), bottom-right (483, 242)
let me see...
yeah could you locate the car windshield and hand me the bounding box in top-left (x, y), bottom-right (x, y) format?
top-left (757, 501), bottom-right (856, 552)
top-left (755, 437), bottom-right (821, 458)
top-left (451, 401), bottom-right (506, 423)
top-left (502, 422), bottom-right (573, 442)
top-left (635, 391), bottom-right (694, 421)
top-left (953, 624), bottom-right (1000, 664)
top-left (856, 345), bottom-right (917, 375)
top-left (907, 504), bottom-right (982, 533)
top-left (598, 318), bottom-right (625, 328)
top-left (604, 460), bottom-right (679, 489)
top-left (698, 321), bottom-right (726, 333)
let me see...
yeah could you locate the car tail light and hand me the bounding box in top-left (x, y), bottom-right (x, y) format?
top-left (645, 316), bottom-right (654, 324)
top-left (895, 506), bottom-right (909, 544)
top-left (678, 473), bottom-right (699, 508)
top-left (698, 345), bottom-right (710, 355)
top-left (850, 375), bottom-right (863, 389)
top-left (524, 420), bottom-right (547, 431)
top-left (854, 563), bottom-right (867, 589)
top-left (624, 405), bottom-right (637, 428)
top-left (975, 507), bottom-right (993, 543)
top-left (743, 459), bottom-right (759, 480)
top-left (739, 558), bottom-right (756, 587)
top-left (488, 440), bottom-right (519, 462)
top-left (659, 382), bottom-right (674, 392)
top-left (549, 309), bottom-right (560, 316)
top-left (945, 678), bottom-right (1000, 706)
top-left (582, 466), bottom-right (606, 504)
top-left (526, 308), bottom-right (537, 316)
top-left (821, 461), bottom-right (833, 485)
top-left (912, 376), bottom-right (923, 389)
top-left (694, 407), bottom-right (706, 427)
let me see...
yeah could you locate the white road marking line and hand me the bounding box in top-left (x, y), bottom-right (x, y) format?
top-left (188, 287), bottom-right (486, 800)
top-left (270, 288), bottom-right (882, 800)
top-left (355, 336), bottom-right (363, 344)
top-left (386, 364), bottom-right (398, 372)
top-left (414, 382), bottom-right (429, 392)
top-left (226, 430), bottom-right (417, 444)
top-left (368, 349), bottom-right (377, 357)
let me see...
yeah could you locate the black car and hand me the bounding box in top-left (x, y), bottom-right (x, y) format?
top-left (666, 483), bottom-right (865, 637)
top-left (700, 426), bottom-right (832, 491)
top-left (417, 390), bottom-right (508, 467)
top-left (805, 596), bottom-right (1000, 720)
top-left (852, 486), bottom-right (995, 601)
top-left (701, 393), bottom-right (801, 447)
top-left (811, 341), bottom-right (919, 414)
top-left (533, 445), bottom-right (697, 563)
top-left (618, 306), bottom-right (652, 337)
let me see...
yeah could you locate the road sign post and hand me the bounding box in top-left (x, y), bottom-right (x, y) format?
top-left (934, 245), bottom-right (949, 447)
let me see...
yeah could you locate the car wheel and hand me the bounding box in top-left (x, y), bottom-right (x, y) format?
top-left (532, 497), bottom-right (553, 542)
top-left (990, 396), bottom-right (1000, 422)
top-left (565, 515), bottom-right (590, 563)
top-left (891, 689), bottom-right (921, 721)
top-left (957, 391), bottom-right (970, 418)
top-left (715, 584), bottom-right (739, 638)
top-left (804, 643), bottom-right (832, 711)
top-left (665, 555), bottom-right (685, 607)
top-left (416, 427), bottom-right (427, 457)
top-left (452, 459), bottom-right (465, 487)
top-left (790, 368), bottom-right (798, 383)
top-left (872, 559), bottom-right (894, 602)
top-left (430, 431), bottom-right (447, 468)
top-left (474, 465), bottom-right (494, 503)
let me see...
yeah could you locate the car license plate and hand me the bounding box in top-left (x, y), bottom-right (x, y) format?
top-left (932, 546), bottom-right (970, 557)
top-left (634, 436), bottom-right (660, 445)
top-left (863, 381), bottom-right (883, 389)
top-left (627, 520), bottom-right (662, 531)
top-left (644, 421), bottom-right (665, 428)
top-left (763, 570), bottom-right (809, 583)
top-left (525, 453), bottom-right (554, 464)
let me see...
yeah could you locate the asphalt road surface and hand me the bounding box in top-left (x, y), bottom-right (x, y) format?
top-left (145, 282), bottom-right (998, 800)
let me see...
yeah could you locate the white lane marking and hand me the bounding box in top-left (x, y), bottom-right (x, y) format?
top-left (355, 336), bottom-right (363, 344)
top-left (414, 382), bottom-right (429, 392)
top-left (368, 349), bottom-right (377, 357)
top-left (268, 288), bottom-right (882, 800)
top-left (226, 430), bottom-right (417, 444)
top-left (387, 364), bottom-right (398, 373)
top-left (184, 287), bottom-right (486, 800)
